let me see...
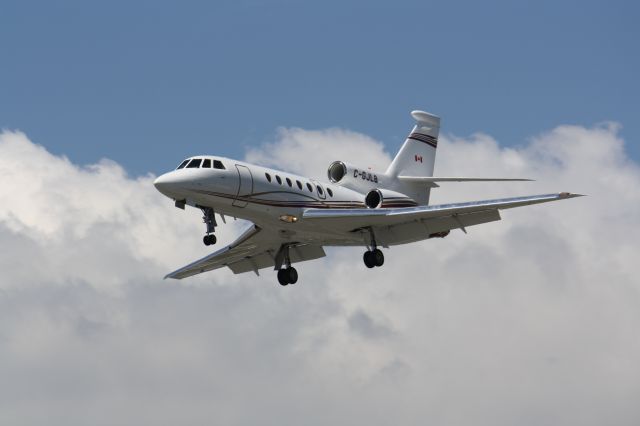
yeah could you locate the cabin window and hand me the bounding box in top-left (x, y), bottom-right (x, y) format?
top-left (177, 159), bottom-right (189, 169)
top-left (202, 159), bottom-right (212, 168)
top-left (286, 177), bottom-right (292, 187)
top-left (213, 160), bottom-right (225, 170)
top-left (327, 188), bottom-right (333, 197)
top-left (296, 180), bottom-right (303, 190)
top-left (186, 159), bottom-right (202, 168)
top-left (306, 183), bottom-right (313, 192)
top-left (265, 173), bottom-right (272, 182)
top-left (317, 186), bottom-right (324, 196)
top-left (276, 175), bottom-right (282, 185)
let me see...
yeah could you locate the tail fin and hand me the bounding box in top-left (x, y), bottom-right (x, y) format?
top-left (386, 110), bottom-right (440, 177)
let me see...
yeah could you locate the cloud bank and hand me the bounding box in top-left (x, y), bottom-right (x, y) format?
top-left (0, 124), bottom-right (638, 426)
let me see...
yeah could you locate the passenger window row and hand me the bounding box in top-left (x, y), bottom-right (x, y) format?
top-left (177, 158), bottom-right (225, 170)
top-left (265, 172), bottom-right (334, 197)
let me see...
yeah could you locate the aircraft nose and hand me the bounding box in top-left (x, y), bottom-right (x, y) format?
top-left (154, 172), bottom-right (177, 195)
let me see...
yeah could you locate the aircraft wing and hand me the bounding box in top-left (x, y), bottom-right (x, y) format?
top-left (165, 224), bottom-right (325, 279)
top-left (302, 192), bottom-right (583, 236)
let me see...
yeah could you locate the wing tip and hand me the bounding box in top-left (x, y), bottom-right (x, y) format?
top-left (559, 192), bottom-right (586, 199)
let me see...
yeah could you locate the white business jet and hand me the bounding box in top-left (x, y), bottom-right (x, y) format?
top-left (154, 110), bottom-right (581, 285)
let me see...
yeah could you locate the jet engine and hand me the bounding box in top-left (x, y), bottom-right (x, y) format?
top-left (327, 160), bottom-right (382, 183)
top-left (327, 160), bottom-right (349, 183)
top-left (364, 189), bottom-right (383, 208)
top-left (364, 188), bottom-right (417, 208)
top-left (327, 160), bottom-right (385, 192)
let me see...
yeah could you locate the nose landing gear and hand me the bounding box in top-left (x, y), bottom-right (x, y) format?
top-left (201, 207), bottom-right (217, 246)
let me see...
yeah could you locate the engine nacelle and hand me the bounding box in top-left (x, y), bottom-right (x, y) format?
top-left (328, 161), bottom-right (418, 207)
top-left (364, 188), bottom-right (417, 209)
top-left (327, 160), bottom-right (385, 193)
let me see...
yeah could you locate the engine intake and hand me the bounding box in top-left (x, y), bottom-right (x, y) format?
top-left (365, 189), bottom-right (383, 209)
top-left (327, 161), bottom-right (347, 183)
top-left (326, 160), bottom-right (382, 192)
top-left (363, 188), bottom-right (418, 209)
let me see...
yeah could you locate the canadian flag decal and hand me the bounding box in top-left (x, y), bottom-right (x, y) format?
top-left (414, 154), bottom-right (423, 163)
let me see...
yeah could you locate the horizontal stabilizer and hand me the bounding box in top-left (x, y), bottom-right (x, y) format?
top-left (398, 176), bottom-right (533, 188)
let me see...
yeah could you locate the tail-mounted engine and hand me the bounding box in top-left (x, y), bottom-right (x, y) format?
top-left (327, 160), bottom-right (383, 192)
top-left (328, 161), bottom-right (417, 208)
top-left (364, 188), bottom-right (417, 209)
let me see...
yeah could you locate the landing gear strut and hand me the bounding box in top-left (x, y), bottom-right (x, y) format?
top-left (363, 228), bottom-right (384, 268)
top-left (275, 244), bottom-right (298, 286)
top-left (201, 207), bottom-right (217, 246)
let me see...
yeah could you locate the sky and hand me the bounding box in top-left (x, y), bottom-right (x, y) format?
top-left (1, 1), bottom-right (640, 425)
top-left (1, 0), bottom-right (638, 175)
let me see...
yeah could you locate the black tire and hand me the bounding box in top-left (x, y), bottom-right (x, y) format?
top-left (373, 249), bottom-right (384, 267)
top-left (277, 269), bottom-right (288, 286)
top-left (203, 234), bottom-right (217, 246)
top-left (363, 251), bottom-right (375, 268)
top-left (287, 267), bottom-right (298, 284)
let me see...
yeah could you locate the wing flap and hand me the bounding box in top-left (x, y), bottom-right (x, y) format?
top-left (227, 244), bottom-right (326, 274)
top-left (370, 209), bottom-right (501, 245)
top-left (424, 208), bottom-right (502, 233)
top-left (227, 251), bottom-right (277, 274)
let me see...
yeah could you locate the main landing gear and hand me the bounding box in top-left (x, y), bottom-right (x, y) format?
top-left (201, 207), bottom-right (217, 246)
top-left (277, 267), bottom-right (298, 286)
top-left (363, 249), bottom-right (384, 268)
top-left (275, 244), bottom-right (298, 286)
top-left (363, 227), bottom-right (384, 268)
top-left (203, 234), bottom-right (217, 246)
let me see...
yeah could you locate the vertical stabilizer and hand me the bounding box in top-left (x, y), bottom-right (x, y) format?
top-left (386, 110), bottom-right (440, 178)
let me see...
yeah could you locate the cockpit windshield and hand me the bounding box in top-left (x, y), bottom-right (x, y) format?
top-left (176, 157), bottom-right (226, 170)
top-left (186, 159), bottom-right (202, 168)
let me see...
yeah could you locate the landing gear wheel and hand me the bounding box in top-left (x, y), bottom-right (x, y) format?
top-left (287, 267), bottom-right (298, 284)
top-left (277, 269), bottom-right (288, 286)
top-left (363, 251), bottom-right (376, 268)
top-left (277, 267), bottom-right (298, 286)
top-left (372, 249), bottom-right (384, 267)
top-left (203, 234), bottom-right (217, 246)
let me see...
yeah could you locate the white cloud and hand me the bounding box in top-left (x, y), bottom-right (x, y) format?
top-left (245, 127), bottom-right (392, 180)
top-left (0, 124), bottom-right (639, 426)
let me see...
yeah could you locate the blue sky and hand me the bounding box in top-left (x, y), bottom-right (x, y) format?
top-left (1, 0), bottom-right (638, 175)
